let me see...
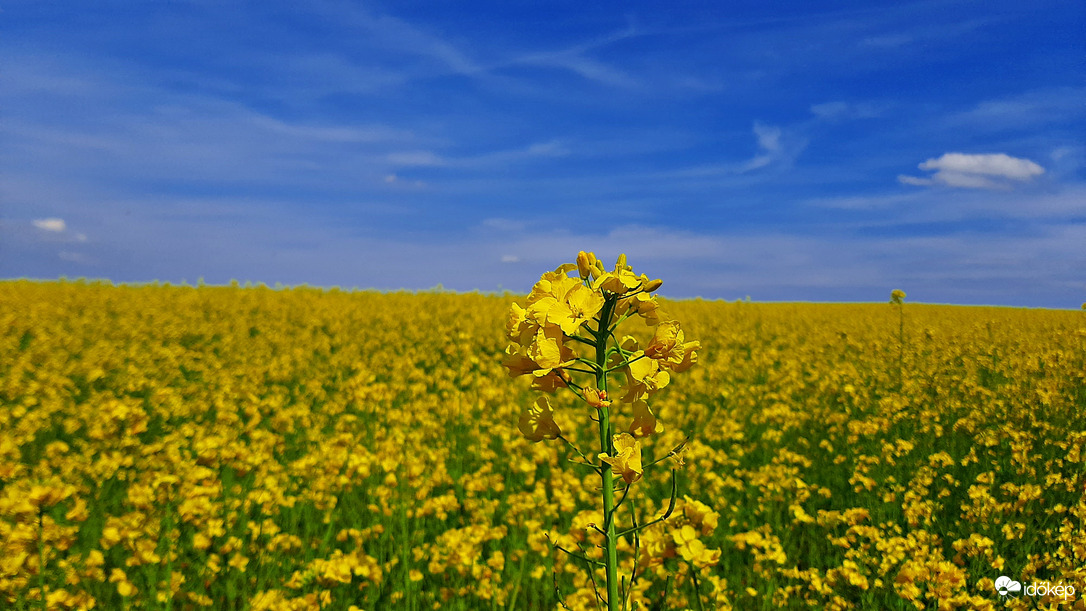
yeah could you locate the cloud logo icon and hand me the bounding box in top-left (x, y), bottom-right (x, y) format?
top-left (995, 575), bottom-right (1022, 597)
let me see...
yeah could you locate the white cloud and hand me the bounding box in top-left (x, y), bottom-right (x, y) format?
top-left (900, 153), bottom-right (1044, 190)
top-left (500, 254), bottom-right (520, 263)
top-left (33, 218), bottom-right (67, 232)
top-left (919, 153), bottom-right (1044, 180)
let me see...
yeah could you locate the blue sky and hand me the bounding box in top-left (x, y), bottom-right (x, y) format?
top-left (2, 1), bottom-right (1084, 306)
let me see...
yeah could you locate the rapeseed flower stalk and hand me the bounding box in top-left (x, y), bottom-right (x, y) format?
top-left (890, 289), bottom-right (906, 389)
top-left (503, 252), bottom-right (701, 611)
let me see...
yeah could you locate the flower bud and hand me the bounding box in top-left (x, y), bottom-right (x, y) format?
top-left (583, 387), bottom-right (612, 409)
top-left (576, 251), bottom-right (596, 279)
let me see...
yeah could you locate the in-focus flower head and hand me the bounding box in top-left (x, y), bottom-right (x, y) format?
top-left (594, 269), bottom-right (642, 296)
top-left (583, 252), bottom-right (645, 296)
top-left (547, 284), bottom-right (605, 335)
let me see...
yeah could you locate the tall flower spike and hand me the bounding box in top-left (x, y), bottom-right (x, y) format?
top-left (501, 251), bottom-right (700, 611)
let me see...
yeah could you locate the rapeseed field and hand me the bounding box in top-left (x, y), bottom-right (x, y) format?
top-left (1, 278), bottom-right (1084, 610)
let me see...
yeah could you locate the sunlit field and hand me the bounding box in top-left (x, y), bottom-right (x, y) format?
top-left (2, 279), bottom-right (1084, 610)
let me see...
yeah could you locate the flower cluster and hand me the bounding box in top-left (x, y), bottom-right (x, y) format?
top-left (502, 252), bottom-right (701, 464)
top-left (502, 252), bottom-right (704, 609)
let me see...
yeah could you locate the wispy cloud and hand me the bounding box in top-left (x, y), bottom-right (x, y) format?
top-left (741, 122), bottom-right (785, 171)
top-left (0, 56), bottom-right (437, 192)
top-left (899, 153), bottom-right (1045, 190)
top-left (808, 183), bottom-right (1085, 225)
top-left (310, 0), bottom-right (484, 77)
top-left (946, 87), bottom-right (1086, 130)
top-left (671, 122), bottom-right (808, 178)
top-left (503, 25), bottom-right (641, 87)
top-left (385, 140), bottom-right (570, 171)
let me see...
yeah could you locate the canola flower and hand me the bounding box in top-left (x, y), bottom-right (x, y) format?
top-left (0, 279), bottom-right (1084, 610)
top-left (502, 252), bottom-right (708, 610)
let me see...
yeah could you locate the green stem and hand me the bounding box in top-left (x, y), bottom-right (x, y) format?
top-left (38, 510), bottom-right (46, 611)
top-left (559, 435), bottom-right (600, 470)
top-left (690, 561), bottom-right (706, 611)
top-left (594, 297), bottom-right (620, 611)
top-left (604, 353), bottom-right (647, 374)
top-left (567, 334), bottom-right (597, 347)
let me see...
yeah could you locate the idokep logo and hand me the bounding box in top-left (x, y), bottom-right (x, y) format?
top-left (995, 576), bottom-right (1021, 598)
top-left (995, 575), bottom-right (1076, 602)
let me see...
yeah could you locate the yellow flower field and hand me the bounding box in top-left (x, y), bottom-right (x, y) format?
top-left (1, 279), bottom-right (1084, 610)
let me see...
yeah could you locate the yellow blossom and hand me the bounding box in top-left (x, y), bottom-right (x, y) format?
top-left (599, 433), bottom-right (643, 484)
top-left (583, 387), bottom-right (612, 409)
top-left (628, 400), bottom-right (661, 437)
top-left (644, 320), bottom-right (686, 367)
top-left (518, 397), bottom-right (561, 442)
